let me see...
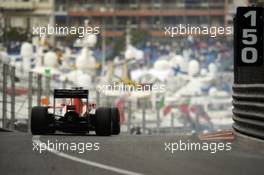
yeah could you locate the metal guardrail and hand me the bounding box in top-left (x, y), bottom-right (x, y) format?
top-left (233, 84), bottom-right (264, 139)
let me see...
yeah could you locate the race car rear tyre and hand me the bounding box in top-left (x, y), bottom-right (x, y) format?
top-left (31, 106), bottom-right (51, 135)
top-left (95, 107), bottom-right (111, 136)
top-left (111, 107), bottom-right (120, 135)
top-left (47, 114), bottom-right (56, 134)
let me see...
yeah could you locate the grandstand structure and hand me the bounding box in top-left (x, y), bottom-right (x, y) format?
top-left (54, 0), bottom-right (250, 39)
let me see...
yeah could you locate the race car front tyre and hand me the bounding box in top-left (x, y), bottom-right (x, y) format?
top-left (111, 107), bottom-right (120, 135)
top-left (95, 107), bottom-right (112, 136)
top-left (31, 106), bottom-right (51, 135)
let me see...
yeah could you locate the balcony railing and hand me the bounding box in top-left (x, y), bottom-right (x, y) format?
top-left (66, 2), bottom-right (225, 12)
top-left (0, 0), bottom-right (34, 10)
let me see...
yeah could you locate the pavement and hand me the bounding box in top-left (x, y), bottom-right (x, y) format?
top-left (0, 131), bottom-right (264, 175)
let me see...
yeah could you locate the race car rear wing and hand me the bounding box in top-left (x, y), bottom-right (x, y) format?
top-left (54, 89), bottom-right (89, 98)
top-left (52, 89), bottom-right (89, 115)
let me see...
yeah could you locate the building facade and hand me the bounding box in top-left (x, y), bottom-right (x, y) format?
top-left (54, 0), bottom-right (249, 38)
top-left (0, 0), bottom-right (53, 31)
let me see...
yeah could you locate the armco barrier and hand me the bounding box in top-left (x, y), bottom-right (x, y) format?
top-left (233, 7), bottom-right (264, 139)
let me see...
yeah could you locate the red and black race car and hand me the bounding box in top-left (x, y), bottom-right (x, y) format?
top-left (31, 88), bottom-right (120, 136)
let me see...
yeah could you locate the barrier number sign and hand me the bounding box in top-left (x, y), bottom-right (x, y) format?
top-left (236, 7), bottom-right (263, 66)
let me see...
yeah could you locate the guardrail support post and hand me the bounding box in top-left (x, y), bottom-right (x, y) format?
top-left (28, 72), bottom-right (33, 133)
top-left (45, 76), bottom-right (51, 103)
top-left (171, 113), bottom-right (174, 134)
top-left (37, 74), bottom-right (42, 106)
top-left (106, 96), bottom-right (110, 107)
top-left (2, 64), bottom-right (8, 129)
top-left (96, 91), bottom-right (100, 107)
top-left (127, 101), bottom-right (132, 133)
top-left (142, 102), bottom-right (146, 134)
top-left (10, 66), bottom-right (15, 130)
top-left (62, 80), bottom-right (67, 104)
top-left (156, 101), bottom-right (160, 134)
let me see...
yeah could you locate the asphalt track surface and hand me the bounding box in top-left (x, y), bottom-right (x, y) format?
top-left (0, 131), bottom-right (264, 175)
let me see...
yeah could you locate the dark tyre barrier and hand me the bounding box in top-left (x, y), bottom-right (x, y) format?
top-left (233, 84), bottom-right (264, 139)
top-left (233, 7), bottom-right (264, 139)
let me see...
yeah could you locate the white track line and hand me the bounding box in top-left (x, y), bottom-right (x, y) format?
top-left (32, 136), bottom-right (144, 175)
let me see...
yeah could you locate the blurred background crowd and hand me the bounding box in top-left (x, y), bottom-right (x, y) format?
top-left (0, 0), bottom-right (263, 134)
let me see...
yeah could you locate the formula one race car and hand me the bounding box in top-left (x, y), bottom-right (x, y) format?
top-left (31, 88), bottom-right (120, 136)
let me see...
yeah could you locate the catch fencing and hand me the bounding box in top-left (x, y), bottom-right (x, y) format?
top-left (1, 63), bottom-right (231, 135)
top-left (1, 63), bottom-right (75, 132)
